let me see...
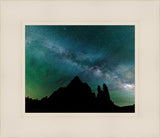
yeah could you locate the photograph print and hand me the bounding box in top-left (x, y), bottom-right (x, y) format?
top-left (25, 25), bottom-right (135, 113)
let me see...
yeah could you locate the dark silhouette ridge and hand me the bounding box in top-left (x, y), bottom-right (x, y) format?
top-left (25, 76), bottom-right (135, 113)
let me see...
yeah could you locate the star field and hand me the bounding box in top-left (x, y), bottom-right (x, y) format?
top-left (25, 25), bottom-right (135, 106)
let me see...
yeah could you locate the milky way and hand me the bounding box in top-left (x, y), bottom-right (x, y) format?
top-left (25, 25), bottom-right (135, 106)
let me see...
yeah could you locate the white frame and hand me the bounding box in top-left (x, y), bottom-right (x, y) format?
top-left (1, 0), bottom-right (159, 138)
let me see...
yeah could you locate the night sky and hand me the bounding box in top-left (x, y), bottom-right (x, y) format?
top-left (25, 25), bottom-right (135, 106)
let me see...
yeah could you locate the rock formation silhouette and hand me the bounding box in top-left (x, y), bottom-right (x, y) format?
top-left (25, 76), bottom-right (135, 113)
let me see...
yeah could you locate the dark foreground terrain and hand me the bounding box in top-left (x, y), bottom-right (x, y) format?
top-left (25, 76), bottom-right (135, 113)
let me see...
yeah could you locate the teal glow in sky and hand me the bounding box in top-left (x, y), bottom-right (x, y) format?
top-left (25, 25), bottom-right (135, 106)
